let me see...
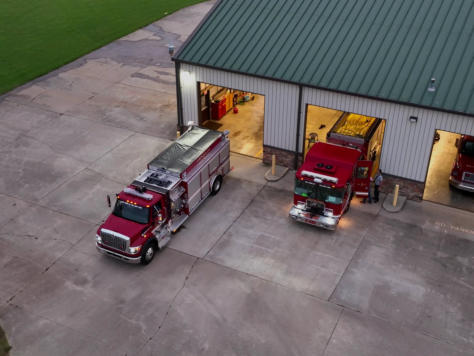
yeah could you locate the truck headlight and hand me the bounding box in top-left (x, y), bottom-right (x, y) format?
top-left (95, 234), bottom-right (102, 243)
top-left (128, 246), bottom-right (142, 254)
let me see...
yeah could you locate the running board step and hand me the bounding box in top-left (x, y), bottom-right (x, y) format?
top-left (169, 214), bottom-right (188, 233)
top-left (158, 235), bottom-right (171, 249)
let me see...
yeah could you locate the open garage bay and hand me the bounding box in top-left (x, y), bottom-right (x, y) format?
top-left (424, 130), bottom-right (474, 212)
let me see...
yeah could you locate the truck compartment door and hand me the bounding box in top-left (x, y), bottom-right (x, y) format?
top-left (187, 173), bottom-right (201, 212)
top-left (200, 170), bottom-right (210, 197)
top-left (354, 160), bottom-right (373, 196)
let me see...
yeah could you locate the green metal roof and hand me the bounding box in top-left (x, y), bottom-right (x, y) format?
top-left (176, 0), bottom-right (474, 116)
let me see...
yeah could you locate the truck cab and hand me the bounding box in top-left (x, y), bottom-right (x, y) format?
top-left (449, 135), bottom-right (474, 192)
top-left (96, 186), bottom-right (168, 264)
top-left (289, 142), bottom-right (365, 230)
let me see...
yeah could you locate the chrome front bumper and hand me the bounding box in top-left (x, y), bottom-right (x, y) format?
top-left (289, 205), bottom-right (339, 230)
top-left (96, 243), bottom-right (141, 264)
top-left (449, 177), bottom-right (474, 193)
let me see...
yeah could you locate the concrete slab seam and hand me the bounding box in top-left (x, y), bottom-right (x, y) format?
top-left (0, 224), bottom-right (93, 306)
top-left (328, 227), bottom-right (474, 349)
top-left (85, 131), bottom-right (137, 168)
top-left (3, 303), bottom-right (109, 349)
top-left (63, 104), bottom-right (174, 140)
top-left (202, 182), bottom-right (267, 260)
top-left (35, 169), bottom-right (97, 212)
top-left (36, 165), bottom-right (131, 223)
top-left (0, 231), bottom-right (74, 251)
top-left (3, 92), bottom-right (171, 142)
top-left (172, 179), bottom-right (363, 308)
top-left (137, 255), bottom-right (199, 354)
top-left (117, 81), bottom-right (176, 96)
top-left (0, 191), bottom-right (96, 229)
top-left (41, 225), bottom-right (96, 274)
top-left (20, 130), bottom-right (95, 167)
top-left (370, 309), bottom-right (473, 354)
top-left (0, 241), bottom-right (45, 305)
top-left (0, 199), bottom-right (30, 234)
top-left (327, 218), bottom-right (374, 302)
top-left (195, 256), bottom-right (342, 308)
top-left (3, 98), bottom-right (61, 120)
top-left (322, 308), bottom-right (344, 356)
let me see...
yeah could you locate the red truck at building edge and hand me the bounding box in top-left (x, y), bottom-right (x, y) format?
top-left (289, 113), bottom-right (385, 230)
top-left (96, 125), bottom-right (230, 264)
top-left (449, 135), bottom-right (474, 192)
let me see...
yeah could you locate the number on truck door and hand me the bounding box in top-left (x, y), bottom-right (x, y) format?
top-left (354, 160), bottom-right (373, 196)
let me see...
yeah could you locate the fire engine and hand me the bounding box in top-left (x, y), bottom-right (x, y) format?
top-left (96, 125), bottom-right (230, 264)
top-left (449, 135), bottom-right (474, 192)
top-left (289, 113), bottom-right (385, 230)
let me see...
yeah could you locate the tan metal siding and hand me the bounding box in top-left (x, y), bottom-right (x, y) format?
top-left (180, 64), bottom-right (299, 151)
top-left (302, 87), bottom-right (474, 182)
top-left (180, 64), bottom-right (473, 182)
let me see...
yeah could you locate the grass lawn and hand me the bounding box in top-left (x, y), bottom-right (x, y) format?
top-left (0, 0), bottom-right (204, 95)
top-left (0, 326), bottom-right (10, 356)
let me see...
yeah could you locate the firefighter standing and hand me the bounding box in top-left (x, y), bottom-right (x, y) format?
top-left (373, 170), bottom-right (383, 203)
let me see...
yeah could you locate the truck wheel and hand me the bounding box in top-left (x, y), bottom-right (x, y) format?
top-left (344, 193), bottom-right (354, 214)
top-left (140, 241), bottom-right (157, 265)
top-left (344, 199), bottom-right (351, 214)
top-left (211, 176), bottom-right (222, 196)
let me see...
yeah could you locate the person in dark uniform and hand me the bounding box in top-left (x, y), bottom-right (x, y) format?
top-left (373, 169), bottom-right (383, 203)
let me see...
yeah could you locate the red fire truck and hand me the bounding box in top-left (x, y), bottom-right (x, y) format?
top-left (96, 125), bottom-right (230, 264)
top-left (289, 113), bottom-right (385, 230)
top-left (449, 135), bottom-right (474, 192)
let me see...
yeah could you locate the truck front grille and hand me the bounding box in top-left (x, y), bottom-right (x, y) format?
top-left (306, 199), bottom-right (325, 215)
top-left (100, 230), bottom-right (128, 252)
top-left (463, 171), bottom-right (474, 184)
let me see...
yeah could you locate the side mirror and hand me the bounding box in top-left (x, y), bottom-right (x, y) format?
top-left (455, 138), bottom-right (460, 148)
top-left (107, 195), bottom-right (111, 208)
top-left (153, 206), bottom-right (162, 222)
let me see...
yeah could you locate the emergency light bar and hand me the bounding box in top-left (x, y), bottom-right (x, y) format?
top-left (301, 170), bottom-right (338, 184)
top-left (124, 187), bottom-right (153, 201)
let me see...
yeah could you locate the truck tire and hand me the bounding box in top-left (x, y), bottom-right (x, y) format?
top-left (140, 240), bottom-right (157, 265)
top-left (344, 192), bottom-right (354, 214)
top-left (344, 199), bottom-right (351, 214)
top-left (211, 176), bottom-right (222, 196)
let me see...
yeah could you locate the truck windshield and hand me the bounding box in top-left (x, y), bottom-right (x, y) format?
top-left (461, 141), bottom-right (474, 156)
top-left (113, 200), bottom-right (149, 224)
top-left (295, 179), bottom-right (344, 204)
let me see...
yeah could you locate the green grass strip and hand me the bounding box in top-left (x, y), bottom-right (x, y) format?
top-left (0, 325), bottom-right (10, 356)
top-left (0, 0), bottom-right (204, 94)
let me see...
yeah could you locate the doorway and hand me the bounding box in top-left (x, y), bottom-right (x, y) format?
top-left (304, 106), bottom-right (386, 173)
top-left (304, 105), bottom-right (343, 157)
top-left (423, 130), bottom-right (474, 212)
top-left (198, 82), bottom-right (264, 159)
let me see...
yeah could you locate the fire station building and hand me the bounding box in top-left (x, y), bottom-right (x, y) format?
top-left (172, 0), bottom-right (474, 209)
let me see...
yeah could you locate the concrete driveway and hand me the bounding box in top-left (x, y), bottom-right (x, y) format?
top-left (1, 1), bottom-right (474, 355)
